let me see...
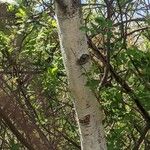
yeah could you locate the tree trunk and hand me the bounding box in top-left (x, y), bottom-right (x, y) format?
top-left (55, 1), bottom-right (107, 150)
top-left (0, 90), bottom-right (51, 150)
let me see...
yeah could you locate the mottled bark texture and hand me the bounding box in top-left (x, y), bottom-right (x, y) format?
top-left (55, 1), bottom-right (107, 150)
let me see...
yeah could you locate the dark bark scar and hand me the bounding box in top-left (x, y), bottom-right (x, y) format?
top-left (55, 0), bottom-right (67, 13)
top-left (79, 114), bottom-right (90, 125)
top-left (77, 54), bottom-right (90, 65)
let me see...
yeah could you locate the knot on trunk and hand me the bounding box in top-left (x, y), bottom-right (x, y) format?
top-left (77, 54), bottom-right (90, 65)
top-left (79, 114), bottom-right (90, 125)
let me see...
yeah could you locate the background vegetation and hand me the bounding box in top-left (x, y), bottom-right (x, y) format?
top-left (0, 0), bottom-right (150, 149)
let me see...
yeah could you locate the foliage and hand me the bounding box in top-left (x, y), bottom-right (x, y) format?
top-left (0, 0), bottom-right (150, 149)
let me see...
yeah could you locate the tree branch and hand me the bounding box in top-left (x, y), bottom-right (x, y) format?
top-left (0, 108), bottom-right (35, 150)
top-left (133, 124), bottom-right (150, 150)
top-left (87, 36), bottom-right (150, 124)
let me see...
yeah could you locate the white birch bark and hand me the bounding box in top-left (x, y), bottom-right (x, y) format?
top-left (55, 1), bottom-right (107, 150)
